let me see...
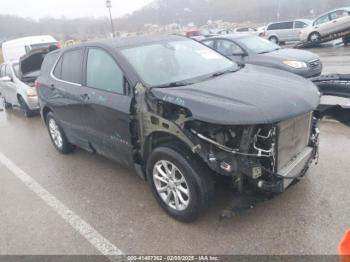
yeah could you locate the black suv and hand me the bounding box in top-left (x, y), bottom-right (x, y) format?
top-left (37, 36), bottom-right (320, 222)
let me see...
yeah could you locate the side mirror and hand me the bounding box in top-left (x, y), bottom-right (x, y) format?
top-left (0, 76), bottom-right (12, 82)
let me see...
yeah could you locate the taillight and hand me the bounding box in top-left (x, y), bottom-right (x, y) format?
top-left (56, 42), bottom-right (62, 49)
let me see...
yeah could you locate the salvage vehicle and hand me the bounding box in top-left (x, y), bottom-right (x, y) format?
top-left (37, 36), bottom-right (321, 222)
top-left (201, 34), bottom-right (322, 78)
top-left (0, 48), bottom-right (53, 117)
top-left (300, 7), bottom-right (350, 45)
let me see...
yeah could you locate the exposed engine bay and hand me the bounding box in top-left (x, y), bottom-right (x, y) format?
top-left (133, 83), bottom-right (320, 198)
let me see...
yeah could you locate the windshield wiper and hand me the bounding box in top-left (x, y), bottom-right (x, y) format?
top-left (153, 81), bottom-right (193, 89)
top-left (211, 68), bottom-right (238, 78)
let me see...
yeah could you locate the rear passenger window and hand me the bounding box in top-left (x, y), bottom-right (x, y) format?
top-left (86, 48), bottom-right (124, 94)
top-left (268, 22), bottom-right (293, 30)
top-left (295, 21), bottom-right (308, 29)
top-left (61, 49), bottom-right (84, 84)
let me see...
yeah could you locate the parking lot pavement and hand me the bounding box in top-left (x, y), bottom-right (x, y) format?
top-left (0, 46), bottom-right (350, 256)
top-left (309, 45), bottom-right (350, 74)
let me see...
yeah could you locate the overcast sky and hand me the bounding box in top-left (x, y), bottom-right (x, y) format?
top-left (0, 0), bottom-right (154, 19)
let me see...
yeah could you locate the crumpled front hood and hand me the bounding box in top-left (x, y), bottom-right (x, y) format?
top-left (261, 48), bottom-right (320, 62)
top-left (151, 65), bottom-right (320, 125)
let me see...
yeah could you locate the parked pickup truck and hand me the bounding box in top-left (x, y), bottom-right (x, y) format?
top-left (37, 36), bottom-right (321, 222)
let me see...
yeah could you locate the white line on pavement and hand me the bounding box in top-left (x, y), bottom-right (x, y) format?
top-left (0, 151), bottom-right (124, 258)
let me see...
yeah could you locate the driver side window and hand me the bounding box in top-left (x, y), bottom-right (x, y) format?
top-left (216, 40), bottom-right (243, 56)
top-left (314, 15), bottom-right (330, 26)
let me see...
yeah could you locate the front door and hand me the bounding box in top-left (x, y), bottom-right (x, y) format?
top-left (80, 47), bottom-right (134, 166)
top-left (2, 64), bottom-right (18, 105)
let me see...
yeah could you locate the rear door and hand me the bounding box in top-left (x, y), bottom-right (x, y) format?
top-left (277, 22), bottom-right (294, 41)
top-left (293, 21), bottom-right (309, 40)
top-left (48, 47), bottom-right (88, 148)
top-left (80, 47), bottom-right (134, 166)
top-left (329, 10), bottom-right (350, 33)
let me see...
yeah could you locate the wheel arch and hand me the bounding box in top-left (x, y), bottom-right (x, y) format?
top-left (142, 131), bottom-right (194, 167)
top-left (42, 106), bottom-right (53, 123)
top-left (308, 31), bottom-right (321, 41)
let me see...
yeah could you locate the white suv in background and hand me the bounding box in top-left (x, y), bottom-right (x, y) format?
top-left (300, 7), bottom-right (350, 45)
top-left (265, 19), bottom-right (312, 44)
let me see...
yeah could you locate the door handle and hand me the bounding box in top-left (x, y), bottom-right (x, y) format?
top-left (333, 20), bottom-right (337, 23)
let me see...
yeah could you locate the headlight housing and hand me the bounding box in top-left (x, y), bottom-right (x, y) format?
top-left (283, 60), bottom-right (308, 69)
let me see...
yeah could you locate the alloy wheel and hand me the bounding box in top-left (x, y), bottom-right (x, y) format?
top-left (48, 118), bottom-right (63, 149)
top-left (153, 160), bottom-right (190, 211)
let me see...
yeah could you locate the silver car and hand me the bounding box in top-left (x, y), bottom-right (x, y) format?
top-left (0, 61), bottom-right (39, 117)
top-left (265, 19), bottom-right (312, 44)
top-left (300, 7), bottom-right (350, 44)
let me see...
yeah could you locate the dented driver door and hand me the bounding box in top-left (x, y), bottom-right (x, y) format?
top-left (80, 47), bottom-right (134, 166)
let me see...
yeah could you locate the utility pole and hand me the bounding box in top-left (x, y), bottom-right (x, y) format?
top-left (106, 0), bottom-right (116, 37)
top-left (276, 0), bottom-right (281, 21)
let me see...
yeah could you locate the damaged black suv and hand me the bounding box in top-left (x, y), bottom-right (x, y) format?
top-left (37, 35), bottom-right (320, 222)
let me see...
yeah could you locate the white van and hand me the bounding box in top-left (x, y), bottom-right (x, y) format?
top-left (265, 20), bottom-right (312, 44)
top-left (1, 35), bottom-right (58, 62)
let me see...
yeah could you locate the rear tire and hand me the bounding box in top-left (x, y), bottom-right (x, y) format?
top-left (18, 96), bottom-right (35, 118)
top-left (343, 35), bottom-right (350, 46)
top-left (269, 36), bottom-right (279, 45)
top-left (146, 142), bottom-right (214, 222)
top-left (46, 112), bottom-right (76, 154)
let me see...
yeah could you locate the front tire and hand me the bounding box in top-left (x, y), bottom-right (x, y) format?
top-left (146, 142), bottom-right (214, 222)
top-left (46, 112), bottom-right (75, 154)
top-left (308, 32), bottom-right (321, 45)
top-left (269, 36), bottom-right (279, 44)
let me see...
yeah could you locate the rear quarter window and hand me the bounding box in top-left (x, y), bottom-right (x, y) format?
top-left (40, 52), bottom-right (60, 76)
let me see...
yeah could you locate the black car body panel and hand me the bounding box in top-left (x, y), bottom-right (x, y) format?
top-left (37, 36), bottom-right (321, 220)
top-left (201, 35), bottom-right (322, 78)
top-left (151, 65), bottom-right (320, 125)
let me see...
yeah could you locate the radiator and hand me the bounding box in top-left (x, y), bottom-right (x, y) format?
top-left (277, 113), bottom-right (312, 171)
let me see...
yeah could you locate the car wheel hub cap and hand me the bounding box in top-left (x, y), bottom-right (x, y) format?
top-left (311, 34), bottom-right (319, 41)
top-left (153, 160), bottom-right (190, 211)
top-left (49, 119), bottom-right (63, 148)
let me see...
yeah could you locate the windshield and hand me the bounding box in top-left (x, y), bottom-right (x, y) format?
top-left (238, 36), bottom-right (281, 54)
top-left (121, 39), bottom-right (238, 87)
